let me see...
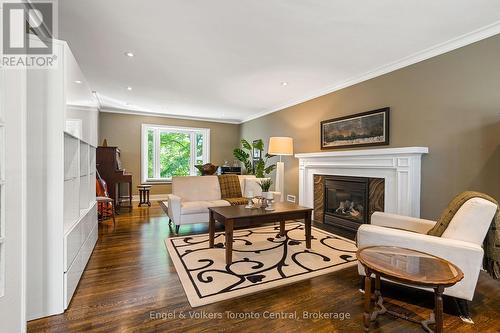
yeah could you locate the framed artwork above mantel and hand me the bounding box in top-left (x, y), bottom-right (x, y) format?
top-left (320, 107), bottom-right (390, 150)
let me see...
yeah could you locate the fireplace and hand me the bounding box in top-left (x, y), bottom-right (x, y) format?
top-left (298, 148), bottom-right (428, 236)
top-left (324, 176), bottom-right (369, 231)
top-left (314, 174), bottom-right (384, 236)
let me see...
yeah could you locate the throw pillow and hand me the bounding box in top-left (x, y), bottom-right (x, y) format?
top-left (218, 174), bottom-right (242, 199)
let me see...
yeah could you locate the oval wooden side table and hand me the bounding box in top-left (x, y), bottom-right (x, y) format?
top-left (356, 246), bottom-right (463, 333)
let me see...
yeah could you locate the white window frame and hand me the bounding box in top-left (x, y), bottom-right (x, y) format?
top-left (141, 123), bottom-right (210, 183)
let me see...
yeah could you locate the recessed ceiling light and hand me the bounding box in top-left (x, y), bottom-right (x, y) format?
top-left (127, 86), bottom-right (132, 91)
top-left (74, 80), bottom-right (82, 84)
top-left (124, 51), bottom-right (134, 57)
top-left (281, 82), bottom-right (288, 86)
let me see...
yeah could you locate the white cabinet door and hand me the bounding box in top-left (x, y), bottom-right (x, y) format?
top-left (0, 65), bottom-right (27, 330)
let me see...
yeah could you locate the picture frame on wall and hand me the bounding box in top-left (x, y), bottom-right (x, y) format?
top-left (320, 107), bottom-right (390, 149)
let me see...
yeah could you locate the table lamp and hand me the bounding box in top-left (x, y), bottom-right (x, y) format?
top-left (268, 137), bottom-right (293, 202)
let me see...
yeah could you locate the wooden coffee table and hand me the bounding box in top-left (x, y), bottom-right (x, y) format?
top-left (208, 202), bottom-right (313, 265)
top-left (357, 246), bottom-right (463, 333)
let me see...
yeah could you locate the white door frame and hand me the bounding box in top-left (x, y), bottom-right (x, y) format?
top-left (0, 55), bottom-right (28, 333)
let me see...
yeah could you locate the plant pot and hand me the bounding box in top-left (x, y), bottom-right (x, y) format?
top-left (264, 192), bottom-right (275, 211)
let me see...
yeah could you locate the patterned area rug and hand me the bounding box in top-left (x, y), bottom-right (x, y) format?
top-left (165, 222), bottom-right (358, 307)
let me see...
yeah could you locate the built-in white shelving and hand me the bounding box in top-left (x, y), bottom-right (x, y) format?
top-left (64, 133), bottom-right (80, 232)
top-left (63, 135), bottom-right (98, 310)
top-left (64, 133), bottom-right (97, 235)
top-left (89, 146), bottom-right (96, 204)
top-left (80, 141), bottom-right (89, 176)
top-left (79, 141), bottom-right (89, 213)
top-left (64, 133), bottom-right (79, 181)
top-left (27, 40), bottom-right (99, 320)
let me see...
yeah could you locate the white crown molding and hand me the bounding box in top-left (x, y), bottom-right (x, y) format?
top-left (242, 21), bottom-right (500, 123)
top-left (66, 104), bottom-right (99, 111)
top-left (99, 107), bottom-right (241, 125)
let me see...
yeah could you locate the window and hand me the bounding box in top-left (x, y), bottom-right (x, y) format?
top-left (141, 124), bottom-right (210, 182)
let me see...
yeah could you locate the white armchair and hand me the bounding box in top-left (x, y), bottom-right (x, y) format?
top-left (357, 197), bottom-right (498, 322)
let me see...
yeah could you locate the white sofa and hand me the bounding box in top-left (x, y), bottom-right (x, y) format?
top-left (166, 175), bottom-right (281, 233)
top-left (357, 197), bottom-right (498, 322)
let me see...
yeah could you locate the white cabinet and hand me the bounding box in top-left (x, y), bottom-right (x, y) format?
top-left (64, 133), bottom-right (80, 230)
top-left (27, 40), bottom-right (99, 320)
top-left (64, 137), bottom-right (98, 270)
top-left (79, 141), bottom-right (89, 212)
top-left (64, 204), bottom-right (97, 307)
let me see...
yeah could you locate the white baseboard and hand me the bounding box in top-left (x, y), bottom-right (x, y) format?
top-left (132, 194), bottom-right (169, 202)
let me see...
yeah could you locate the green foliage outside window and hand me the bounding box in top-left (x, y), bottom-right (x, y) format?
top-left (159, 132), bottom-right (191, 178)
top-left (196, 133), bottom-right (204, 165)
top-left (146, 127), bottom-right (208, 180)
top-left (147, 130), bottom-right (154, 178)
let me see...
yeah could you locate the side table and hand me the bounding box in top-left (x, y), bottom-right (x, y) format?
top-left (357, 246), bottom-right (463, 333)
top-left (137, 185), bottom-right (152, 207)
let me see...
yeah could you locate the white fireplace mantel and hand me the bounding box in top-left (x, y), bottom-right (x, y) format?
top-left (295, 147), bottom-right (429, 217)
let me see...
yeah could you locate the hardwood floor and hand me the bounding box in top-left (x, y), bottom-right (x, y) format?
top-left (28, 203), bottom-right (500, 332)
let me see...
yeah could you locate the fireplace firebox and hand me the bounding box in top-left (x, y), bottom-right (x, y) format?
top-left (313, 174), bottom-right (384, 237)
top-left (324, 176), bottom-right (370, 232)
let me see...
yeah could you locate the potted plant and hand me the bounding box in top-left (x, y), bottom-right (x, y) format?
top-left (233, 139), bottom-right (276, 177)
top-left (257, 179), bottom-right (273, 209)
top-left (258, 179), bottom-right (273, 197)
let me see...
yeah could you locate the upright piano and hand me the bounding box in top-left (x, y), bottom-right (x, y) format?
top-left (96, 146), bottom-right (133, 211)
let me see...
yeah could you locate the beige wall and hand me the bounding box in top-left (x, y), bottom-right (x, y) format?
top-left (98, 112), bottom-right (240, 195)
top-left (241, 35), bottom-right (500, 219)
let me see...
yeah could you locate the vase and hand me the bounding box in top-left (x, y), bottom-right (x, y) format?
top-left (264, 192), bottom-right (275, 211)
top-left (260, 192), bottom-right (269, 208)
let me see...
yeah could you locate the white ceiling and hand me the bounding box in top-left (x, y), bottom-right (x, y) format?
top-left (59, 0), bottom-right (500, 123)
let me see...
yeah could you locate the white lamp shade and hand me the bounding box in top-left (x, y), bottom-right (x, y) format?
top-left (268, 137), bottom-right (293, 156)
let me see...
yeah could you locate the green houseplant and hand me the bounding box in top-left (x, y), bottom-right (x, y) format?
top-left (257, 179), bottom-right (273, 208)
top-left (258, 179), bottom-right (273, 192)
top-left (233, 139), bottom-right (276, 177)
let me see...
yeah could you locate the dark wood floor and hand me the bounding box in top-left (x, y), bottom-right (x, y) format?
top-left (28, 203), bottom-right (500, 332)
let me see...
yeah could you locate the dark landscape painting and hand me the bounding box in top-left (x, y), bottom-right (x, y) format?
top-left (321, 108), bottom-right (389, 149)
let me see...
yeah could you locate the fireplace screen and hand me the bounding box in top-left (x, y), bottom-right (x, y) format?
top-left (324, 176), bottom-right (369, 227)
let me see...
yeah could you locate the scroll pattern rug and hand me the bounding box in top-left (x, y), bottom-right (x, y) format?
top-left (165, 222), bottom-right (358, 307)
